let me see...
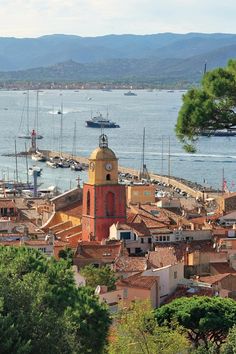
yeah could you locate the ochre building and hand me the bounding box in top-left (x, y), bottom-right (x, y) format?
top-left (82, 134), bottom-right (126, 241)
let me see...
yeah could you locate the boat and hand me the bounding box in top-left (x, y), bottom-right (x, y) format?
top-left (124, 90), bottom-right (137, 96)
top-left (200, 130), bottom-right (236, 137)
top-left (86, 113), bottom-right (120, 128)
top-left (31, 151), bottom-right (46, 162)
top-left (18, 90), bottom-right (44, 139)
top-left (71, 162), bottom-right (84, 171)
top-left (28, 166), bottom-right (42, 177)
top-left (46, 159), bottom-right (58, 168)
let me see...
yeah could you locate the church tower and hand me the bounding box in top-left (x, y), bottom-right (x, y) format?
top-left (82, 134), bottom-right (126, 241)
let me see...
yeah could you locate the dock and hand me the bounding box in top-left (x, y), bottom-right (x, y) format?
top-left (40, 150), bottom-right (219, 200)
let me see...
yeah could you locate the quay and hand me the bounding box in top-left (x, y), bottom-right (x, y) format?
top-left (40, 150), bottom-right (219, 200)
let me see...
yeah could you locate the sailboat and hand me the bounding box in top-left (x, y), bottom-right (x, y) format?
top-left (18, 90), bottom-right (43, 139)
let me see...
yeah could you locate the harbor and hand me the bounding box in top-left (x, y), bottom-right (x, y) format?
top-left (0, 89), bottom-right (235, 194)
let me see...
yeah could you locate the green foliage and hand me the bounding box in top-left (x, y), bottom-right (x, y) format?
top-left (0, 246), bottom-right (110, 354)
top-left (58, 247), bottom-right (74, 265)
top-left (155, 296), bottom-right (236, 350)
top-left (221, 325), bottom-right (236, 354)
top-left (176, 59), bottom-right (236, 151)
top-left (80, 264), bottom-right (116, 291)
top-left (108, 300), bottom-right (190, 354)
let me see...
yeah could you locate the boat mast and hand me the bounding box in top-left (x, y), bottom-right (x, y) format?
top-left (72, 121), bottom-right (77, 159)
top-left (26, 90), bottom-right (30, 136)
top-left (59, 94), bottom-right (63, 157)
top-left (25, 142), bottom-right (29, 185)
top-left (14, 140), bottom-right (19, 183)
top-left (168, 136), bottom-right (171, 183)
top-left (139, 127), bottom-right (149, 180)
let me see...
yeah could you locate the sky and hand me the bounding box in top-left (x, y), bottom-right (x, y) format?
top-left (0, 0), bottom-right (235, 38)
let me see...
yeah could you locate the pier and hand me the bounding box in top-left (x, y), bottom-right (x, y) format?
top-left (40, 150), bottom-right (218, 200)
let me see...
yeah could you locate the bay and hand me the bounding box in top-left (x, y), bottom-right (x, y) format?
top-left (0, 89), bottom-right (235, 192)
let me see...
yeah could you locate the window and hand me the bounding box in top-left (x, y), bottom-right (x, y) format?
top-left (87, 190), bottom-right (90, 215)
top-left (174, 271), bottom-right (177, 279)
top-left (106, 191), bottom-right (115, 216)
top-left (135, 248), bottom-right (141, 254)
top-left (38, 248), bottom-right (46, 253)
top-left (141, 238), bottom-right (144, 244)
top-left (148, 237), bottom-right (152, 244)
top-left (106, 174), bottom-right (111, 181)
top-left (120, 232), bottom-right (131, 240)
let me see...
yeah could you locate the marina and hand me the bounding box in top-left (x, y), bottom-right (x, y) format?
top-left (0, 89), bottom-right (235, 193)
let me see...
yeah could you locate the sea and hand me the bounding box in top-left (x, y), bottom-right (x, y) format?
top-left (0, 89), bottom-right (235, 193)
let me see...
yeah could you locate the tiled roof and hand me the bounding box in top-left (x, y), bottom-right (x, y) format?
top-left (147, 248), bottom-right (182, 268)
top-left (163, 284), bottom-right (215, 304)
top-left (59, 202), bottom-right (83, 217)
top-left (0, 199), bottom-right (16, 208)
top-left (75, 241), bottom-right (122, 261)
top-left (116, 273), bottom-right (157, 289)
top-left (116, 221), bottom-right (151, 237)
top-left (115, 256), bottom-right (147, 272)
top-left (154, 240), bottom-right (214, 256)
top-left (210, 262), bottom-right (236, 274)
top-left (199, 273), bottom-right (232, 285)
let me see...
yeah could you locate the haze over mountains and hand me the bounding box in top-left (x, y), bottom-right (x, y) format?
top-left (0, 33), bottom-right (236, 85)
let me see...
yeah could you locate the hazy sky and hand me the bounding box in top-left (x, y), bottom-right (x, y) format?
top-left (0, 0), bottom-right (235, 38)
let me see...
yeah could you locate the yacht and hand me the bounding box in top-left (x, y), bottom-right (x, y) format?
top-left (86, 113), bottom-right (120, 128)
top-left (124, 90), bottom-right (137, 96)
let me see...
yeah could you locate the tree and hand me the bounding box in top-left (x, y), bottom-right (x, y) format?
top-left (58, 247), bottom-right (74, 265)
top-left (80, 264), bottom-right (116, 291)
top-left (108, 300), bottom-right (190, 354)
top-left (0, 246), bottom-right (110, 354)
top-left (221, 325), bottom-right (236, 354)
top-left (175, 59), bottom-right (236, 151)
top-left (155, 296), bottom-right (236, 351)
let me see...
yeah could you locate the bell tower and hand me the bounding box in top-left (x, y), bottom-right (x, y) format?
top-left (82, 134), bottom-right (126, 241)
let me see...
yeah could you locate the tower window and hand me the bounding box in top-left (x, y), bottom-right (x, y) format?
top-left (106, 191), bottom-right (115, 216)
top-left (106, 174), bottom-right (111, 181)
top-left (87, 190), bottom-right (90, 215)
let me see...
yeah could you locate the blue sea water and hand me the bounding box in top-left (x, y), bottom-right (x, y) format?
top-left (0, 89), bottom-right (235, 192)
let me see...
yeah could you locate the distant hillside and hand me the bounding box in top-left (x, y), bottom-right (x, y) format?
top-left (0, 33), bottom-right (236, 85)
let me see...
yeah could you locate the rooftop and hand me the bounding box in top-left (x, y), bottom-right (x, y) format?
top-left (116, 273), bottom-right (157, 290)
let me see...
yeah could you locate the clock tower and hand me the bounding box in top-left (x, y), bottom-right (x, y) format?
top-left (82, 134), bottom-right (126, 241)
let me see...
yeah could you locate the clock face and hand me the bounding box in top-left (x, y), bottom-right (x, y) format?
top-left (90, 162), bottom-right (95, 171)
top-left (105, 162), bottom-right (113, 171)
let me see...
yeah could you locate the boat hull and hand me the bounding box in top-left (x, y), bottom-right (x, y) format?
top-left (86, 121), bottom-right (120, 128)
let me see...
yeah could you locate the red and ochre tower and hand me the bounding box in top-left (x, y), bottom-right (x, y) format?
top-left (82, 134), bottom-right (126, 241)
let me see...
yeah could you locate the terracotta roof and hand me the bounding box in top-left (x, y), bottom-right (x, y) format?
top-left (115, 256), bottom-right (147, 273)
top-left (210, 262), bottom-right (236, 274)
top-left (116, 273), bottom-right (157, 289)
top-left (59, 201), bottom-right (83, 217)
top-left (199, 273), bottom-right (232, 285)
top-left (116, 221), bottom-right (151, 237)
top-left (54, 240), bottom-right (70, 247)
top-left (24, 240), bottom-right (49, 246)
top-left (163, 284), bottom-right (215, 304)
top-left (0, 199), bottom-right (16, 208)
top-left (75, 241), bottom-right (122, 261)
top-left (147, 248), bottom-right (182, 268)
top-left (154, 240), bottom-right (214, 256)
top-left (220, 192), bottom-right (236, 200)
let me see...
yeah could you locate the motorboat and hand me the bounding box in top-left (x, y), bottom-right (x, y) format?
top-left (86, 113), bottom-right (120, 128)
top-left (71, 162), bottom-right (84, 171)
top-left (46, 159), bottom-right (58, 168)
top-left (31, 152), bottom-right (47, 162)
top-left (124, 90), bottom-right (137, 96)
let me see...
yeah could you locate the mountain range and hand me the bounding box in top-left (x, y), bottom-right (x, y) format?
top-left (0, 33), bottom-right (236, 85)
